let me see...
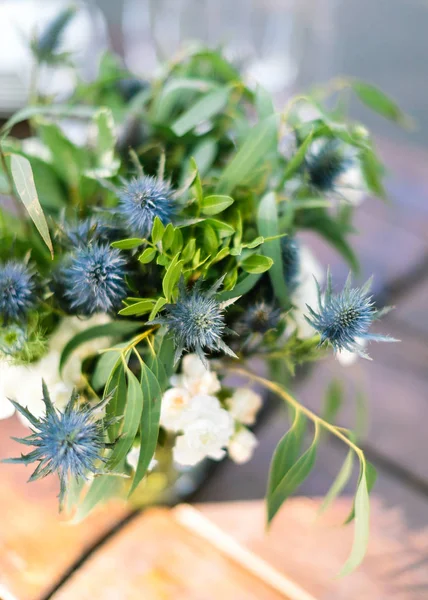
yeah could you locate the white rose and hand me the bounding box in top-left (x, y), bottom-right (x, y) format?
top-left (291, 245), bottom-right (325, 338)
top-left (173, 395), bottom-right (234, 466)
top-left (160, 387), bottom-right (192, 432)
top-left (228, 428), bottom-right (258, 464)
top-left (226, 388), bottom-right (262, 426)
top-left (171, 353), bottom-right (221, 396)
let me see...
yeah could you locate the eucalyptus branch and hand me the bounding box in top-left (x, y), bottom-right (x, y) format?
top-left (0, 145), bottom-right (28, 225)
top-left (220, 366), bottom-right (365, 462)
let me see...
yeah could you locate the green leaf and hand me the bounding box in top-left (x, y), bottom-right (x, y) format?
top-left (162, 254), bottom-right (184, 301)
top-left (283, 130), bottom-right (313, 181)
top-left (351, 80), bottom-right (409, 126)
top-left (92, 345), bottom-right (125, 390)
top-left (162, 223), bottom-right (175, 250)
top-left (360, 147), bottom-right (386, 199)
top-left (119, 299), bottom-right (156, 316)
top-left (73, 473), bottom-right (124, 523)
top-left (151, 217), bottom-right (165, 244)
top-left (201, 194), bottom-right (234, 216)
top-left (203, 223), bottom-right (219, 254)
top-left (149, 297), bottom-right (168, 321)
top-left (267, 411), bottom-right (307, 500)
top-left (217, 273), bottom-right (261, 301)
top-left (181, 238), bottom-right (196, 263)
top-left (59, 321), bottom-right (141, 374)
top-left (108, 368), bottom-right (144, 470)
top-left (241, 254), bottom-right (273, 274)
top-left (257, 192), bottom-right (289, 308)
top-left (338, 463), bottom-right (372, 577)
top-left (255, 84), bottom-right (274, 120)
top-left (171, 87), bottom-right (230, 136)
top-left (191, 137), bottom-right (217, 176)
top-left (267, 421), bottom-right (319, 524)
top-left (129, 362), bottom-right (163, 495)
top-left (318, 450), bottom-right (354, 515)
top-left (138, 247), bottom-right (157, 264)
top-left (322, 380), bottom-right (343, 424)
top-left (10, 154), bottom-right (54, 258)
top-left (1, 104), bottom-right (95, 140)
top-left (111, 238), bottom-right (144, 250)
top-left (85, 108), bottom-right (119, 178)
top-left (105, 359), bottom-right (127, 441)
top-left (205, 218), bottom-right (235, 237)
top-left (152, 78), bottom-right (217, 123)
top-left (216, 114), bottom-right (278, 194)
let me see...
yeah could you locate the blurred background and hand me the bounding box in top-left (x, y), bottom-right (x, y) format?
top-left (1, 0), bottom-right (428, 534)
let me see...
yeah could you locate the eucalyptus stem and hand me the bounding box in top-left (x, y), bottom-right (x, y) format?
top-left (221, 365), bottom-right (365, 462)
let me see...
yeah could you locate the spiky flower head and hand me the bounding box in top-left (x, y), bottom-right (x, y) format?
top-left (306, 138), bottom-right (352, 192)
top-left (281, 236), bottom-right (300, 293)
top-left (59, 216), bottom-right (123, 249)
top-left (0, 261), bottom-right (36, 323)
top-left (3, 382), bottom-right (112, 509)
top-left (118, 175), bottom-right (176, 238)
top-left (305, 271), bottom-right (397, 358)
top-left (241, 301), bottom-right (281, 335)
top-left (151, 278), bottom-right (237, 366)
top-left (61, 243), bottom-right (128, 316)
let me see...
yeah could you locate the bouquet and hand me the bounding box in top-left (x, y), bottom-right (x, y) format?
top-left (0, 8), bottom-right (404, 574)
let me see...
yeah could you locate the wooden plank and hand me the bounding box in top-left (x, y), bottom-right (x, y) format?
top-left (197, 498), bottom-right (428, 599)
top-left (50, 508), bottom-right (297, 600)
top-left (0, 416), bottom-right (128, 600)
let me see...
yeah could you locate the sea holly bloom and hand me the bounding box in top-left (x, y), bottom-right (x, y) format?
top-left (3, 382), bottom-right (113, 509)
top-left (0, 261), bottom-right (36, 323)
top-left (305, 271), bottom-right (397, 358)
top-left (61, 243), bottom-right (128, 316)
top-left (242, 301), bottom-right (281, 335)
top-left (118, 175), bottom-right (176, 238)
top-left (305, 138), bottom-right (353, 193)
top-left (59, 216), bottom-right (122, 249)
top-left (151, 278), bottom-right (238, 367)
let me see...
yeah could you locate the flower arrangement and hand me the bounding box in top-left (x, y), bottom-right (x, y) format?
top-left (0, 9), bottom-right (405, 575)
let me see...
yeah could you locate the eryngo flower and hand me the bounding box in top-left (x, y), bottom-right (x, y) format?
top-left (59, 217), bottom-right (122, 249)
top-left (118, 175), bottom-right (176, 238)
top-left (305, 138), bottom-right (352, 193)
top-left (61, 243), bottom-right (128, 316)
top-left (305, 271), bottom-right (397, 358)
top-left (281, 236), bottom-right (300, 293)
top-left (3, 382), bottom-right (112, 509)
top-left (151, 278), bottom-right (237, 366)
top-left (241, 301), bottom-right (281, 334)
top-left (0, 261), bottom-right (36, 323)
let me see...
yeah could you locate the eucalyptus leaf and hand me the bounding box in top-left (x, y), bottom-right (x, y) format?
top-left (201, 194), bottom-right (234, 216)
top-left (10, 154), bottom-right (54, 258)
top-left (171, 87), bottom-right (230, 137)
top-left (108, 368), bottom-right (144, 470)
top-left (241, 254), bottom-right (273, 274)
top-left (59, 321), bottom-right (141, 373)
top-left (352, 80), bottom-right (409, 126)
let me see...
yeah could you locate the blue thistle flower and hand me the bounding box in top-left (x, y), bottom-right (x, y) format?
top-left (281, 236), bottom-right (300, 293)
top-left (60, 216), bottom-right (123, 249)
top-left (118, 175), bottom-right (176, 238)
top-left (0, 261), bottom-right (36, 323)
top-left (0, 324), bottom-right (27, 356)
top-left (241, 301), bottom-right (281, 335)
top-left (151, 278), bottom-right (237, 366)
top-left (3, 382), bottom-right (113, 509)
top-left (61, 243), bottom-right (128, 316)
top-left (306, 138), bottom-right (352, 192)
top-left (305, 271), bottom-right (397, 358)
